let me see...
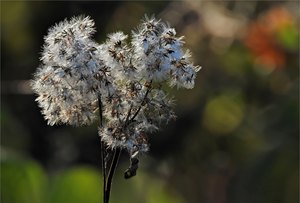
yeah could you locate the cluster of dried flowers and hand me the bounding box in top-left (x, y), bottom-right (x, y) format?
top-left (31, 15), bottom-right (200, 162)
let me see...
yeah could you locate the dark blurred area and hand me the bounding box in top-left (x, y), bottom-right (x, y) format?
top-left (1, 1), bottom-right (299, 203)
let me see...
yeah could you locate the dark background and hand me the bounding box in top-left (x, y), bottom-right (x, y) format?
top-left (1, 1), bottom-right (299, 203)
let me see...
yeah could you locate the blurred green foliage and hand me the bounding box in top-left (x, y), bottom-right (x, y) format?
top-left (203, 91), bottom-right (245, 135)
top-left (275, 24), bottom-right (299, 51)
top-left (1, 157), bottom-right (184, 203)
top-left (1, 158), bottom-right (47, 203)
top-left (49, 167), bottom-right (102, 203)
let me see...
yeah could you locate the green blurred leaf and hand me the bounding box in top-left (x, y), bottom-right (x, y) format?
top-left (276, 25), bottom-right (299, 51)
top-left (49, 167), bottom-right (102, 203)
top-left (147, 182), bottom-right (184, 203)
top-left (110, 171), bottom-right (185, 203)
top-left (203, 91), bottom-right (245, 135)
top-left (1, 159), bottom-right (47, 203)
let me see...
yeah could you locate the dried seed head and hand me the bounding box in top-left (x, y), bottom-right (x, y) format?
top-left (32, 15), bottom-right (201, 161)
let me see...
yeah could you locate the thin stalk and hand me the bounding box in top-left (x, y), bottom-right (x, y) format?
top-left (98, 95), bottom-right (121, 203)
top-left (105, 148), bottom-right (121, 203)
top-left (101, 141), bottom-right (107, 203)
top-left (130, 81), bottom-right (152, 122)
top-left (98, 96), bottom-right (107, 203)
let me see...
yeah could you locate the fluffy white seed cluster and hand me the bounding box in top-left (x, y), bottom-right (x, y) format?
top-left (32, 16), bottom-right (103, 126)
top-left (31, 15), bottom-right (200, 157)
top-left (132, 16), bottom-right (200, 88)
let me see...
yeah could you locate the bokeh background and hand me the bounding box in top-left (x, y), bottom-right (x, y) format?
top-left (1, 1), bottom-right (299, 203)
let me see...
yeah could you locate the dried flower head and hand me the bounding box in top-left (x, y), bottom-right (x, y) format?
top-left (32, 16), bottom-right (101, 126)
top-left (32, 15), bottom-right (201, 160)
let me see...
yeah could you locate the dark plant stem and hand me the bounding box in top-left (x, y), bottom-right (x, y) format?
top-left (98, 96), bottom-right (107, 203)
top-left (129, 81), bottom-right (152, 122)
top-left (104, 148), bottom-right (121, 203)
top-left (98, 95), bottom-right (121, 203)
top-left (101, 141), bottom-right (107, 203)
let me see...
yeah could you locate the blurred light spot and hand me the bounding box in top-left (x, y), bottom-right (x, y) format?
top-left (1, 2), bottom-right (33, 57)
top-left (276, 24), bottom-right (299, 51)
top-left (220, 47), bottom-right (250, 77)
top-left (210, 36), bottom-right (234, 55)
top-left (269, 71), bottom-right (292, 95)
top-left (1, 159), bottom-right (47, 203)
top-left (2, 80), bottom-right (33, 94)
top-left (132, 172), bottom-right (185, 203)
top-left (203, 92), bottom-right (245, 135)
top-left (243, 5), bottom-right (298, 70)
top-left (202, 3), bottom-right (246, 38)
top-left (253, 62), bottom-right (275, 75)
top-left (50, 167), bottom-right (102, 203)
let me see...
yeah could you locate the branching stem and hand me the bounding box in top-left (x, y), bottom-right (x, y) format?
top-left (99, 96), bottom-right (121, 203)
top-left (130, 81), bottom-right (152, 122)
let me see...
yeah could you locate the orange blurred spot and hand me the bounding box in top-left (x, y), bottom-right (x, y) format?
top-left (244, 6), bottom-right (295, 69)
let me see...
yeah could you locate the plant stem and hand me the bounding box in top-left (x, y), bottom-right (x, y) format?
top-left (130, 81), bottom-right (152, 122)
top-left (101, 141), bottom-right (107, 203)
top-left (98, 95), bottom-right (121, 203)
top-left (105, 148), bottom-right (121, 203)
top-left (98, 96), bottom-right (107, 203)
